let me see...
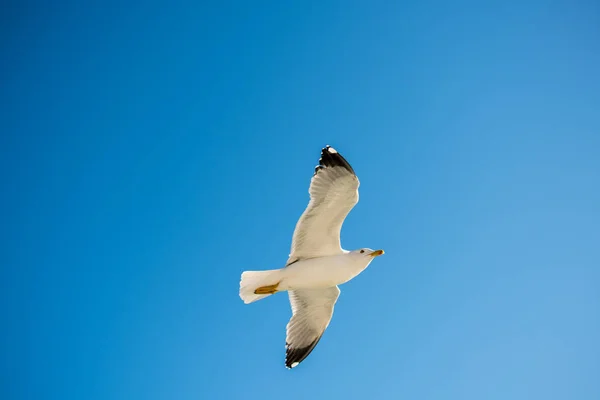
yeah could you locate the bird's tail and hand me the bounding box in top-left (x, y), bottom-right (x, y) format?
top-left (239, 269), bottom-right (282, 304)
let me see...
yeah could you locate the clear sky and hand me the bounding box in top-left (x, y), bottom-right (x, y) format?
top-left (2, 1), bottom-right (599, 399)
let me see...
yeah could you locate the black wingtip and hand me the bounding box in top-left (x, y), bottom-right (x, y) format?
top-left (285, 337), bottom-right (323, 369)
top-left (313, 145), bottom-right (356, 176)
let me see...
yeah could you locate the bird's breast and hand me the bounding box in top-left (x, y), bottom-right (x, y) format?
top-left (281, 254), bottom-right (364, 290)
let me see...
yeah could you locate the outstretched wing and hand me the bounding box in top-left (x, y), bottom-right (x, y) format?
top-left (285, 286), bottom-right (341, 368)
top-left (287, 146), bottom-right (359, 263)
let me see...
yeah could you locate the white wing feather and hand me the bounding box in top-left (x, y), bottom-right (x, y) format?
top-left (288, 147), bottom-right (359, 262)
top-left (285, 286), bottom-right (341, 368)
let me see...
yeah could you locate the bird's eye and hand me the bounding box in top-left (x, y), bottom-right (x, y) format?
top-left (360, 250), bottom-right (364, 254)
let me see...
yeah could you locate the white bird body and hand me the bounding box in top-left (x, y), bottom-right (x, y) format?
top-left (282, 253), bottom-right (372, 289)
top-left (239, 145), bottom-right (384, 368)
top-left (240, 251), bottom-right (380, 304)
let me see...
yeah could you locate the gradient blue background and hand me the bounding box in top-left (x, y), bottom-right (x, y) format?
top-left (2, 1), bottom-right (599, 399)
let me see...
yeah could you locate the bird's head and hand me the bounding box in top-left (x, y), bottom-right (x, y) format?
top-left (351, 248), bottom-right (385, 259)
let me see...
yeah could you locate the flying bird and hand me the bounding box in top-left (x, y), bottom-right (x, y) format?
top-left (239, 145), bottom-right (384, 369)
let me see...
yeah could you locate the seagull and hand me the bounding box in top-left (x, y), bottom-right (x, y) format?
top-left (239, 145), bottom-right (384, 369)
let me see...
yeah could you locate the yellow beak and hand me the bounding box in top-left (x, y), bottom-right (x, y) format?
top-left (369, 249), bottom-right (385, 257)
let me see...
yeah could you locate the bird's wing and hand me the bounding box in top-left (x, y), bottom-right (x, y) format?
top-left (287, 146), bottom-right (359, 263)
top-left (285, 286), bottom-right (341, 369)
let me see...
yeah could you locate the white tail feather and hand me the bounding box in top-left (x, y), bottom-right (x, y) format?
top-left (239, 269), bottom-right (281, 304)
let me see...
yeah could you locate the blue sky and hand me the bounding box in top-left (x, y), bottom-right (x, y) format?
top-left (1, 0), bottom-right (599, 399)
